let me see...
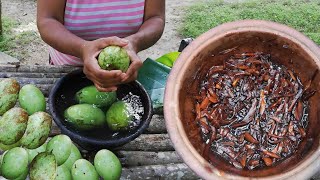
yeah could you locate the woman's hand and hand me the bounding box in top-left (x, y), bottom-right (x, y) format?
top-left (81, 36), bottom-right (128, 92)
top-left (120, 40), bottom-right (143, 83)
top-left (119, 0), bottom-right (166, 83)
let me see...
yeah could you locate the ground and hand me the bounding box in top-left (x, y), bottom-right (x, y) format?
top-left (1, 0), bottom-right (196, 65)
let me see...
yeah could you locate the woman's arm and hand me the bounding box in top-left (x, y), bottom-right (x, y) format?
top-left (126, 0), bottom-right (166, 53)
top-left (37, 0), bottom-right (85, 57)
top-left (37, 0), bottom-right (128, 92)
top-left (122, 0), bottom-right (166, 82)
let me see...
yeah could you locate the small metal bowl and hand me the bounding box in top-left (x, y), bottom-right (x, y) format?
top-left (49, 69), bottom-right (153, 150)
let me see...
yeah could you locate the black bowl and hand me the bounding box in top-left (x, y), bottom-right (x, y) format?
top-left (49, 69), bottom-right (153, 150)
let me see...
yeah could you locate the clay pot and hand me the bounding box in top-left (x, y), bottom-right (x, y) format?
top-left (164, 20), bottom-right (320, 179)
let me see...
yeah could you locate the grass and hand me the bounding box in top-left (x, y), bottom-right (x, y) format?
top-left (0, 17), bottom-right (39, 60)
top-left (180, 0), bottom-right (320, 44)
top-left (0, 17), bottom-right (19, 52)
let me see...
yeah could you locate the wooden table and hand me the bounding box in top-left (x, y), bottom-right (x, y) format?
top-left (3, 64), bottom-right (320, 180)
top-left (0, 64), bottom-right (199, 180)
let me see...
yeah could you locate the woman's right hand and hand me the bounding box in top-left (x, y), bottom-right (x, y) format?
top-left (80, 37), bottom-right (129, 92)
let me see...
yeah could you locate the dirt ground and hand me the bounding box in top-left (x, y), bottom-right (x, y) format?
top-left (2, 0), bottom-right (196, 65)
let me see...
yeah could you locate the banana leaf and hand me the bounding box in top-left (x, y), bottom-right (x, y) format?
top-left (137, 58), bottom-right (171, 112)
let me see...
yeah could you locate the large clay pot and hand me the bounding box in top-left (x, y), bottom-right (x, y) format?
top-left (164, 20), bottom-right (320, 179)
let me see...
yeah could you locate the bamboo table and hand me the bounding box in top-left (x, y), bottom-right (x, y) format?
top-left (0, 64), bottom-right (199, 180)
top-left (2, 64), bottom-right (320, 180)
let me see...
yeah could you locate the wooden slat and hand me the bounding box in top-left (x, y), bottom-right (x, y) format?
top-left (64, 134), bottom-right (173, 152)
top-left (0, 64), bottom-right (19, 71)
top-left (121, 163), bottom-right (199, 180)
top-left (116, 151), bottom-right (182, 167)
top-left (0, 78), bottom-right (59, 85)
top-left (116, 134), bottom-right (174, 151)
top-left (0, 72), bottom-right (66, 78)
top-left (46, 134), bottom-right (173, 152)
top-left (0, 65), bottom-right (80, 73)
top-left (145, 115), bottom-right (166, 134)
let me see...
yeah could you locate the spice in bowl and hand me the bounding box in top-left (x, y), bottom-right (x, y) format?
top-left (195, 52), bottom-right (317, 170)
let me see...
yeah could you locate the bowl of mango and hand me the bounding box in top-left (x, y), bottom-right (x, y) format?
top-left (49, 47), bottom-right (153, 150)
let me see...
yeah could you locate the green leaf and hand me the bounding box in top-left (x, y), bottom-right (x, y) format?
top-left (137, 58), bottom-right (171, 111)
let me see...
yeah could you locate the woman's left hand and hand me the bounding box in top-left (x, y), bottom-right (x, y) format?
top-left (121, 39), bottom-right (143, 83)
top-left (119, 0), bottom-right (165, 83)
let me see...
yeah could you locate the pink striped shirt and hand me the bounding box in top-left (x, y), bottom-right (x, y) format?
top-left (49, 0), bottom-right (145, 66)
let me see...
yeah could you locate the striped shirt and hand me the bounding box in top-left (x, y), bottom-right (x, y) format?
top-left (49, 0), bottom-right (145, 66)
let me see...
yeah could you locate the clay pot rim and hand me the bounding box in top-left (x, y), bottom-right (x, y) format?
top-left (164, 20), bottom-right (320, 180)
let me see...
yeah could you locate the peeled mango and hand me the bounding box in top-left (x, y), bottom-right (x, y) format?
top-left (46, 134), bottom-right (72, 165)
top-left (76, 85), bottom-right (117, 108)
top-left (27, 142), bottom-right (47, 163)
top-left (62, 143), bottom-right (82, 170)
top-left (30, 152), bottom-right (57, 180)
top-left (71, 159), bottom-right (99, 180)
top-left (0, 78), bottom-right (20, 115)
top-left (19, 84), bottom-right (46, 115)
top-left (106, 101), bottom-right (133, 131)
top-left (0, 140), bottom-right (21, 151)
top-left (0, 107), bottom-right (28, 145)
top-left (20, 112), bottom-right (52, 149)
top-left (64, 104), bottom-right (105, 130)
top-left (94, 149), bottom-right (122, 180)
top-left (98, 45), bottom-right (130, 72)
top-left (56, 164), bottom-right (72, 180)
top-left (1, 147), bottom-right (28, 179)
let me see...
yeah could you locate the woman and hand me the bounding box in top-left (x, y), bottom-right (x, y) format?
top-left (37, 0), bottom-right (165, 91)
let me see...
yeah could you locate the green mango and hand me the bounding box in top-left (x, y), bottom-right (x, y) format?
top-left (155, 51), bottom-right (181, 68)
top-left (19, 84), bottom-right (46, 115)
top-left (0, 108), bottom-right (28, 145)
top-left (56, 164), bottom-right (72, 180)
top-left (98, 45), bottom-right (130, 72)
top-left (0, 153), bottom-right (3, 176)
top-left (62, 143), bottom-right (82, 170)
top-left (13, 167), bottom-right (28, 180)
top-left (64, 104), bottom-right (105, 130)
top-left (0, 78), bottom-right (20, 116)
top-left (106, 101), bottom-right (133, 131)
top-left (30, 152), bottom-right (57, 180)
top-left (1, 147), bottom-right (28, 179)
top-left (0, 151), bottom-right (8, 176)
top-left (94, 149), bottom-right (122, 180)
top-left (27, 142), bottom-right (47, 163)
top-left (0, 140), bottom-right (21, 151)
top-left (21, 112), bottom-right (52, 149)
top-left (71, 159), bottom-right (99, 180)
top-left (76, 85), bottom-right (117, 108)
top-left (46, 135), bottom-right (72, 165)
